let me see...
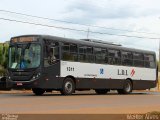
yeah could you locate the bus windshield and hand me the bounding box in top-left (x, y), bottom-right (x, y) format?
top-left (9, 43), bottom-right (41, 69)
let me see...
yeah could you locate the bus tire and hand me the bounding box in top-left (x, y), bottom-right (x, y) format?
top-left (32, 88), bottom-right (45, 96)
top-left (95, 89), bottom-right (109, 94)
top-left (60, 78), bottom-right (75, 95)
top-left (117, 80), bottom-right (132, 94)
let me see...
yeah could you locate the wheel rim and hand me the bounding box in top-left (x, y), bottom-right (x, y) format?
top-left (65, 81), bottom-right (73, 93)
top-left (125, 82), bottom-right (131, 92)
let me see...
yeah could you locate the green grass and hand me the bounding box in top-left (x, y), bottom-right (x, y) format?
top-left (147, 111), bottom-right (160, 115)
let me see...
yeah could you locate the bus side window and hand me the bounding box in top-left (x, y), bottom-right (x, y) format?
top-left (70, 44), bottom-right (78, 61)
top-left (94, 48), bottom-right (107, 64)
top-left (62, 43), bottom-right (78, 61)
top-left (108, 50), bottom-right (115, 65)
top-left (94, 48), bottom-right (102, 63)
top-left (62, 43), bottom-right (70, 60)
top-left (122, 51), bottom-right (133, 66)
top-left (108, 49), bottom-right (121, 65)
top-left (133, 53), bottom-right (144, 67)
top-left (44, 40), bottom-right (59, 67)
top-left (144, 54), bottom-right (155, 68)
top-left (86, 46), bottom-right (94, 63)
top-left (78, 46), bottom-right (87, 62)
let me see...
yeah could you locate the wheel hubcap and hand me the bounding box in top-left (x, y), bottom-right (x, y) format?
top-left (125, 82), bottom-right (131, 92)
top-left (65, 81), bottom-right (72, 93)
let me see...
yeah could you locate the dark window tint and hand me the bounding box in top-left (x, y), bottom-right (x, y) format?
top-left (108, 49), bottom-right (121, 58)
top-left (86, 47), bottom-right (94, 62)
top-left (62, 43), bottom-right (70, 52)
top-left (70, 44), bottom-right (77, 53)
top-left (44, 40), bottom-right (59, 67)
top-left (78, 54), bottom-right (86, 62)
top-left (94, 48), bottom-right (101, 54)
top-left (108, 49), bottom-right (121, 65)
top-left (133, 53), bottom-right (144, 67)
top-left (79, 46), bottom-right (86, 54)
top-left (134, 60), bottom-right (144, 67)
top-left (144, 54), bottom-right (155, 68)
top-left (94, 48), bottom-right (107, 64)
top-left (78, 46), bottom-right (86, 62)
top-left (62, 52), bottom-right (78, 61)
top-left (62, 43), bottom-right (78, 61)
top-left (144, 54), bottom-right (154, 61)
top-left (122, 51), bottom-right (133, 66)
top-left (86, 47), bottom-right (93, 54)
top-left (133, 53), bottom-right (143, 60)
top-left (78, 46), bottom-right (94, 62)
top-left (86, 54), bottom-right (95, 62)
top-left (122, 51), bottom-right (132, 59)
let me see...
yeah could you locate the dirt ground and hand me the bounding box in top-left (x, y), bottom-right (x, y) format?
top-left (0, 90), bottom-right (160, 114)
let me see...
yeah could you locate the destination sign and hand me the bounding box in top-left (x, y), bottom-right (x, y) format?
top-left (11, 37), bottom-right (37, 43)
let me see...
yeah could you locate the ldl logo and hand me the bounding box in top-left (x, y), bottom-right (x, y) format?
top-left (130, 69), bottom-right (135, 77)
top-left (100, 68), bottom-right (104, 74)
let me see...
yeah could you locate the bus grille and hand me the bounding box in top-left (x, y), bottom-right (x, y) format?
top-left (11, 71), bottom-right (33, 81)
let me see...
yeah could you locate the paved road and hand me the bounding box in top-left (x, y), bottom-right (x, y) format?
top-left (0, 90), bottom-right (160, 114)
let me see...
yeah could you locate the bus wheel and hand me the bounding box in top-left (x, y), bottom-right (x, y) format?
top-left (95, 89), bottom-right (109, 94)
top-left (117, 80), bottom-right (132, 94)
top-left (60, 78), bottom-right (75, 95)
top-left (32, 88), bottom-right (45, 96)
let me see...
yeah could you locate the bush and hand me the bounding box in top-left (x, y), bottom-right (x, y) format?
top-left (0, 68), bottom-right (6, 76)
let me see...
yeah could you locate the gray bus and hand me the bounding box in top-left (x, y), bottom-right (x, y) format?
top-left (7, 35), bottom-right (158, 95)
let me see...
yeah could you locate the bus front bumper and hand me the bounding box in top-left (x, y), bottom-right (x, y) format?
top-left (6, 79), bottom-right (39, 89)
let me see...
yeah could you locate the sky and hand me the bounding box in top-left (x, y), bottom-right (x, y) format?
top-left (0, 0), bottom-right (160, 58)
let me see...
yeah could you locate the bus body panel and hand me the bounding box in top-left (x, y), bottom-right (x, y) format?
top-left (41, 62), bottom-right (62, 89)
top-left (60, 61), bottom-right (157, 90)
top-left (60, 61), bottom-right (156, 81)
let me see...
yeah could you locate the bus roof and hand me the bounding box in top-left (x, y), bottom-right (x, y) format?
top-left (11, 34), bottom-right (156, 55)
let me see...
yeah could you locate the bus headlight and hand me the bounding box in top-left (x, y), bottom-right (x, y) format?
top-left (32, 73), bottom-right (41, 79)
top-left (7, 76), bottom-right (11, 80)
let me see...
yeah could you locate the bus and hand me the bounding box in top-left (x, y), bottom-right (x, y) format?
top-left (7, 35), bottom-right (158, 95)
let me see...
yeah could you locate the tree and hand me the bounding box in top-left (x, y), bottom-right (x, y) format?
top-left (0, 43), bottom-right (9, 76)
top-left (158, 61), bottom-right (160, 72)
